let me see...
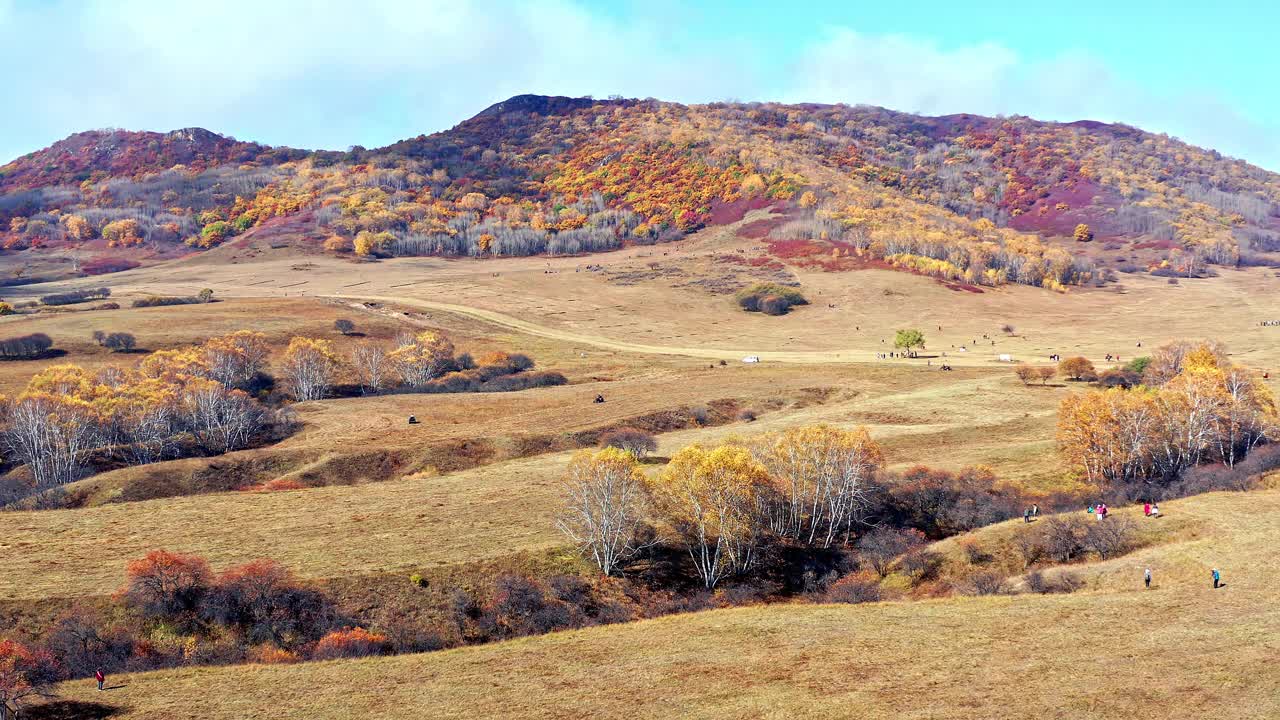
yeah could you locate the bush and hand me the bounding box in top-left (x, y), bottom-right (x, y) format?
top-left (964, 570), bottom-right (1008, 596)
top-left (883, 466), bottom-right (1027, 539)
top-left (0, 332), bottom-right (53, 359)
top-left (856, 527), bottom-right (926, 577)
top-left (311, 627), bottom-right (390, 660)
top-left (82, 257), bottom-right (140, 276)
top-left (824, 572), bottom-right (883, 604)
top-left (1097, 368), bottom-right (1141, 388)
top-left (737, 408), bottom-right (758, 422)
top-left (1086, 516), bottom-right (1137, 559)
top-left (735, 283), bottom-right (807, 315)
top-left (0, 302), bottom-right (13, 315)
top-left (132, 295), bottom-right (201, 307)
top-left (334, 319), bottom-right (356, 335)
top-left (123, 550), bottom-right (213, 626)
top-left (1037, 516), bottom-right (1091, 563)
top-left (103, 332), bottom-right (137, 352)
top-left (1025, 570), bottom-right (1083, 594)
top-left (1058, 356), bottom-right (1097, 381)
top-left (40, 287), bottom-right (110, 306)
top-left (598, 427), bottom-right (658, 458)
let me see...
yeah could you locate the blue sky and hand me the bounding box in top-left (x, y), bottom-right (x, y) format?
top-left (1, 0), bottom-right (1276, 169)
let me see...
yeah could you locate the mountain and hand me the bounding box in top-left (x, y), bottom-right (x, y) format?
top-left (1, 95), bottom-right (1278, 287)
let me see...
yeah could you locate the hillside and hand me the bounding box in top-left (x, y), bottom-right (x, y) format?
top-left (2, 95), bottom-right (1278, 286)
top-left (39, 487), bottom-right (1280, 719)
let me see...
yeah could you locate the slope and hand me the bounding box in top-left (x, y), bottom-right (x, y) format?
top-left (43, 487), bottom-right (1280, 719)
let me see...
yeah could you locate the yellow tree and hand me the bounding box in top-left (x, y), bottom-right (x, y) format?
top-left (646, 444), bottom-right (770, 588)
top-left (279, 337), bottom-right (339, 401)
top-left (202, 331), bottom-right (270, 390)
top-left (557, 448), bottom-right (650, 576)
top-left (388, 331), bottom-right (454, 387)
top-left (752, 424), bottom-right (882, 547)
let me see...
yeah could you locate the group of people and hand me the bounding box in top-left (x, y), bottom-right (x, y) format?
top-left (1142, 502), bottom-right (1161, 517)
top-left (1087, 502), bottom-right (1110, 519)
top-left (1022, 504), bottom-right (1041, 522)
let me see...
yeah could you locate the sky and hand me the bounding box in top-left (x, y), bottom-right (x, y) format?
top-left (1, 0), bottom-right (1277, 169)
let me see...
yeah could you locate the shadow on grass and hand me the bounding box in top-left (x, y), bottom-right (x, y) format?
top-left (27, 700), bottom-right (122, 719)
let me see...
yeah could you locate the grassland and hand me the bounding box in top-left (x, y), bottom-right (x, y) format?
top-left (2, 211), bottom-right (1279, 718)
top-left (40, 487), bottom-right (1280, 719)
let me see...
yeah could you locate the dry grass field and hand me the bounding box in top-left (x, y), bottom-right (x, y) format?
top-left (2, 213), bottom-right (1279, 718)
top-left (42, 487), bottom-right (1280, 719)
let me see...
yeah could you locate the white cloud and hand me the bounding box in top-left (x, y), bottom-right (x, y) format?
top-left (784, 28), bottom-right (1280, 169)
top-left (0, 2), bottom-right (1276, 171)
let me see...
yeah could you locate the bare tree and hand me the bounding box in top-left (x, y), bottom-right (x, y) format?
top-left (350, 342), bottom-right (390, 394)
top-left (181, 383), bottom-right (268, 453)
top-left (334, 319), bottom-right (356, 335)
top-left (598, 427), bottom-right (658, 458)
top-left (279, 338), bottom-right (339, 401)
top-left (556, 449), bottom-right (649, 576)
top-left (856, 526), bottom-right (925, 578)
top-left (3, 395), bottom-right (101, 486)
top-left (103, 332), bottom-right (137, 352)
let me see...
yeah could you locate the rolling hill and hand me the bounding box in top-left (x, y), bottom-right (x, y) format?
top-left (2, 95), bottom-right (1278, 287)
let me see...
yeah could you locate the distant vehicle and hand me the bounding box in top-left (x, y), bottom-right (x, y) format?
top-left (742, 356), bottom-right (760, 364)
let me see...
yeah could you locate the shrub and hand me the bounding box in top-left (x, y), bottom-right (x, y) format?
top-left (737, 408), bottom-right (758, 422)
top-left (735, 283), bottom-right (807, 315)
top-left (1058, 356), bottom-right (1097, 381)
top-left (81, 257), bottom-right (140, 275)
top-left (1097, 368), bottom-right (1141, 388)
top-left (334, 319), bottom-right (356, 335)
top-left (409, 574), bottom-right (428, 588)
top-left (40, 287), bottom-right (110, 306)
top-left (0, 332), bottom-right (53, 359)
top-left (1025, 570), bottom-right (1083, 594)
top-left (123, 550), bottom-right (213, 625)
top-left (824, 572), bottom-right (883, 603)
top-left (248, 644), bottom-right (300, 664)
top-left (0, 302), bottom-right (13, 315)
top-left (884, 466), bottom-right (1026, 539)
top-left (132, 295), bottom-right (201, 308)
top-left (205, 559), bottom-right (334, 646)
top-left (311, 627), bottom-right (389, 660)
top-left (598, 427), bottom-right (658, 458)
top-left (197, 288), bottom-right (214, 303)
top-left (103, 332), bottom-right (137, 352)
top-left (856, 527), bottom-right (926, 577)
top-left (964, 570), bottom-right (1008, 596)
top-left (1086, 516), bottom-right (1137, 559)
top-left (1037, 516), bottom-right (1091, 563)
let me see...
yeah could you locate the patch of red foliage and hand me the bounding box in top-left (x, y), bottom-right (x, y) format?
top-left (81, 256), bottom-right (140, 275)
top-left (737, 216), bottom-right (790, 240)
top-left (0, 128), bottom-right (300, 192)
top-left (707, 196), bottom-right (774, 226)
top-left (1132, 240), bottom-right (1176, 250)
top-left (764, 238), bottom-right (826, 258)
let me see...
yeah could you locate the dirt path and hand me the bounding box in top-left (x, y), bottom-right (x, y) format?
top-left (339, 293), bottom-right (881, 364)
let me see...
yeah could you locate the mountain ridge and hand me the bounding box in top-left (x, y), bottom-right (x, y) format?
top-left (1, 94), bottom-right (1277, 287)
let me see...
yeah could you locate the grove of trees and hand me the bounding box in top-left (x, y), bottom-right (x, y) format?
top-left (1058, 341), bottom-right (1277, 491)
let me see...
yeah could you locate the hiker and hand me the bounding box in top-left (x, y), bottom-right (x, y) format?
top-left (1087, 504), bottom-right (1095, 515)
top-left (594, 394), bottom-right (605, 404)
top-left (407, 415), bottom-right (418, 425)
top-left (1150, 503), bottom-right (1160, 517)
top-left (1145, 567), bottom-right (1152, 589)
top-left (1143, 502), bottom-right (1151, 517)
top-left (1032, 503), bottom-right (1039, 517)
top-left (1024, 508), bottom-right (1032, 523)
top-left (96, 668), bottom-right (105, 691)
top-left (1212, 568), bottom-right (1221, 589)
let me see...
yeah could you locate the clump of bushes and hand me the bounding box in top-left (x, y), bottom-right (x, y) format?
top-left (0, 332), bottom-right (54, 359)
top-left (40, 287), bottom-right (110, 306)
top-left (598, 427), bottom-right (658, 458)
top-left (132, 295), bottom-right (203, 308)
top-left (735, 283), bottom-right (807, 315)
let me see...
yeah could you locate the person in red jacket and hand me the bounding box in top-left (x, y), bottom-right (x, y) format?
top-left (95, 668), bottom-right (105, 691)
